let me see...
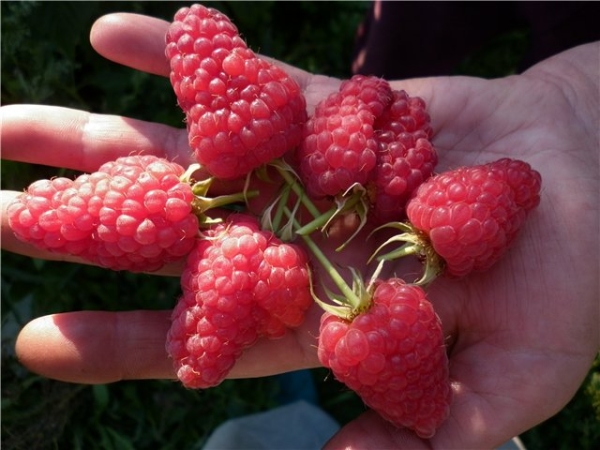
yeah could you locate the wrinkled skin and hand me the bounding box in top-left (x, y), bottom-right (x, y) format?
top-left (1, 13), bottom-right (598, 449)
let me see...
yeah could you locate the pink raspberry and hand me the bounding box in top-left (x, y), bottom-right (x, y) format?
top-left (298, 75), bottom-right (391, 198)
top-left (317, 278), bottom-right (451, 438)
top-left (166, 4), bottom-right (307, 180)
top-left (298, 75), bottom-right (436, 223)
top-left (7, 155), bottom-right (199, 272)
top-left (406, 158), bottom-right (542, 277)
top-left (167, 214), bottom-right (311, 388)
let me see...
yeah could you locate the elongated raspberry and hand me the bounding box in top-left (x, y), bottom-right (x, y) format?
top-left (167, 214), bottom-right (311, 388)
top-left (166, 4), bottom-right (307, 180)
top-left (406, 158), bottom-right (542, 277)
top-left (7, 155), bottom-right (199, 272)
top-left (318, 278), bottom-right (451, 438)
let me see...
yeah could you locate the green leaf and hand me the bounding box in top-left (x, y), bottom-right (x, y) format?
top-left (93, 385), bottom-right (110, 416)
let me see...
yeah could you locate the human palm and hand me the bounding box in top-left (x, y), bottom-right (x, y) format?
top-left (2, 13), bottom-right (598, 449)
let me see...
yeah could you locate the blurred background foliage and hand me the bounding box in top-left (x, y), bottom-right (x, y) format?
top-left (2, 2), bottom-right (598, 449)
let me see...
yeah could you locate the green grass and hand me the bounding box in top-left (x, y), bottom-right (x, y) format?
top-left (2, 2), bottom-right (598, 449)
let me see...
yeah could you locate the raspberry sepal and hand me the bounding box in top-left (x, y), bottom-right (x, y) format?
top-left (180, 167), bottom-right (258, 225)
top-left (370, 221), bottom-right (445, 286)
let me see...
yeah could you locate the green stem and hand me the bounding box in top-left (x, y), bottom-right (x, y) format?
top-left (274, 165), bottom-right (322, 219)
top-left (294, 208), bottom-right (335, 235)
top-left (180, 163), bottom-right (203, 185)
top-left (192, 190), bottom-right (259, 213)
top-left (376, 242), bottom-right (420, 262)
top-left (284, 207), bottom-right (362, 309)
top-left (271, 185), bottom-right (291, 233)
top-left (294, 193), bottom-right (363, 236)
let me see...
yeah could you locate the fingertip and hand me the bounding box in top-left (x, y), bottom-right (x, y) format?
top-left (89, 13), bottom-right (170, 77)
top-left (15, 315), bottom-right (83, 383)
top-left (14, 311), bottom-right (176, 384)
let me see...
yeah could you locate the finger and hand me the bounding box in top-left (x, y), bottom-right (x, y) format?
top-left (0, 104), bottom-right (191, 173)
top-left (89, 13), bottom-right (320, 100)
top-left (15, 308), bottom-right (322, 384)
top-left (324, 410), bottom-right (429, 449)
top-left (15, 311), bottom-right (174, 384)
top-left (90, 13), bottom-right (171, 77)
top-left (89, 13), bottom-right (314, 82)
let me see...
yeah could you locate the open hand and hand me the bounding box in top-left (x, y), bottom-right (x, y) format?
top-left (2, 12), bottom-right (598, 449)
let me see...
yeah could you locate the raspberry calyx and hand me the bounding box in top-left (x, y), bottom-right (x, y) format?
top-left (370, 221), bottom-right (446, 286)
top-left (181, 167), bottom-right (258, 225)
